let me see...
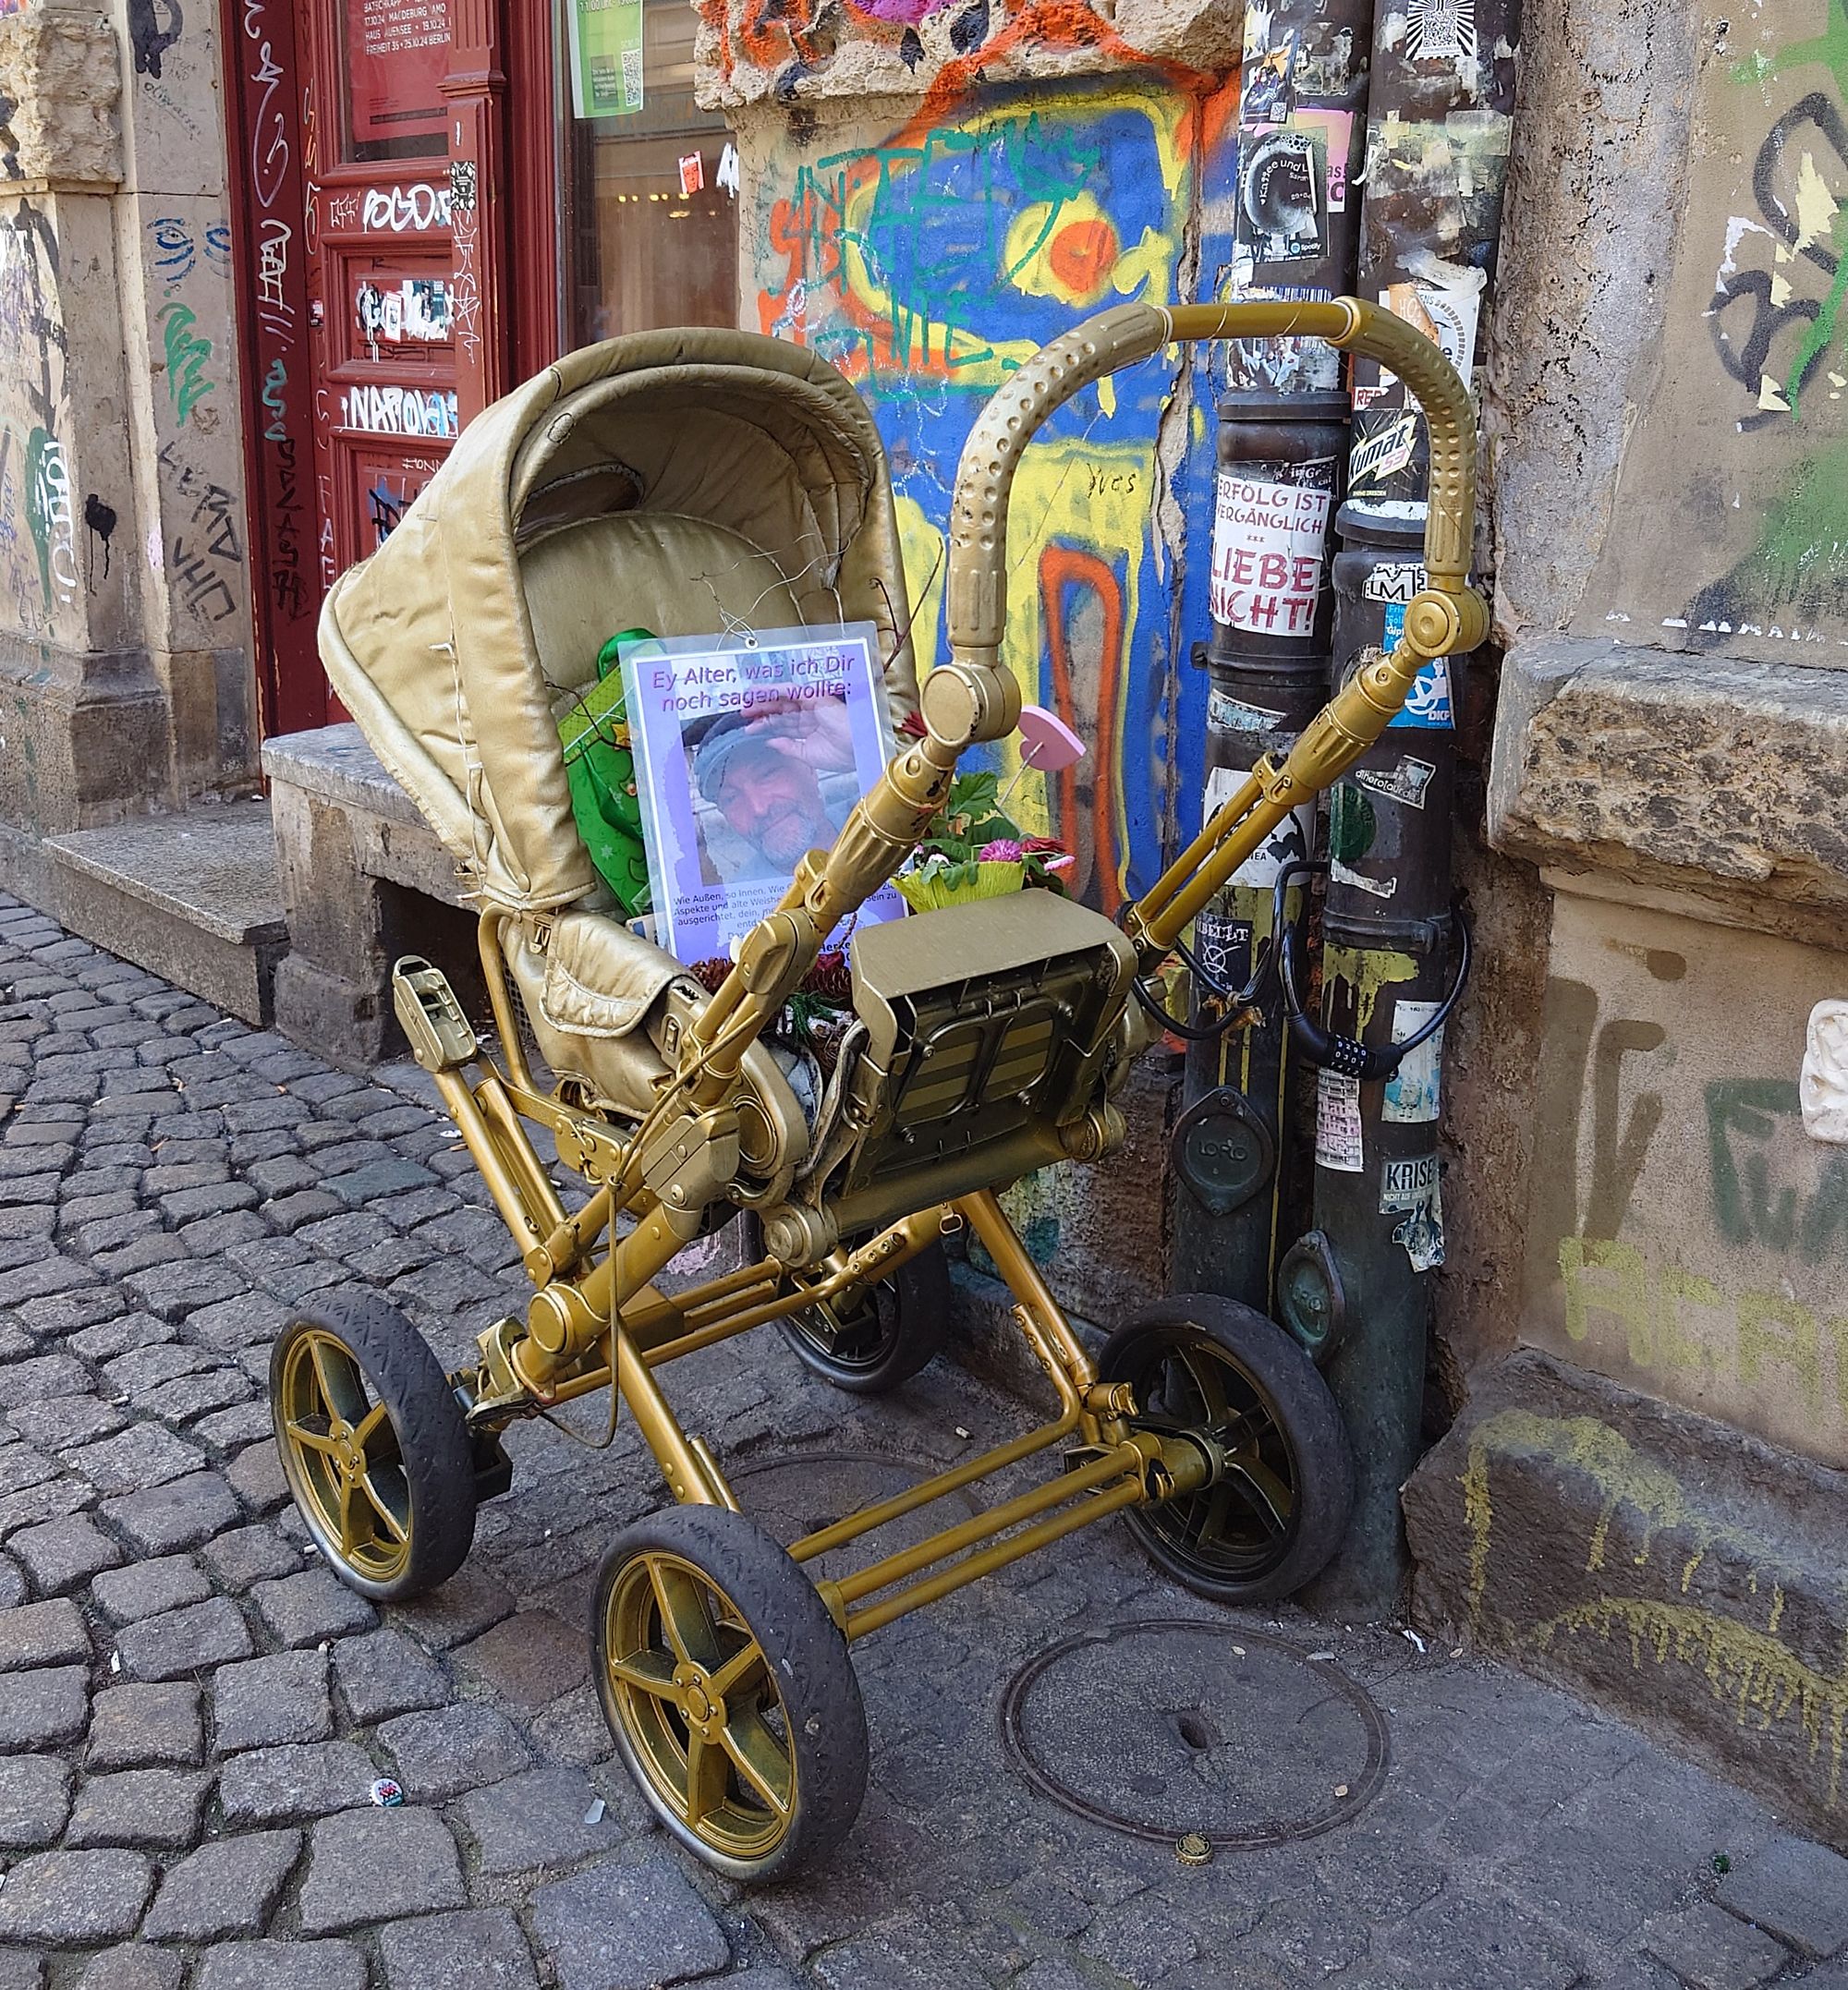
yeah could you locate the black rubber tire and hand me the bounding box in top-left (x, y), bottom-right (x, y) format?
top-left (269, 1290), bottom-right (477, 1604)
top-left (775, 1241), bottom-right (952, 1395)
top-left (592, 1503), bottom-right (869, 1884)
top-left (1099, 1293), bottom-right (1354, 1605)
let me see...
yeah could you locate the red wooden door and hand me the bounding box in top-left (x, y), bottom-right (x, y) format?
top-left (299, 0), bottom-right (460, 589)
top-left (225, 0), bottom-right (557, 735)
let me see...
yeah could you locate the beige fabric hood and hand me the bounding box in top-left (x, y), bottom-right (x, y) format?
top-left (319, 327), bottom-right (920, 914)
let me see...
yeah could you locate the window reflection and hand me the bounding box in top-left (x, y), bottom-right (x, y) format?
top-left (562, 0), bottom-right (738, 345)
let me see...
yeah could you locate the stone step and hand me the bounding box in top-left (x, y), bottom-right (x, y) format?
top-left (42, 803), bottom-right (289, 1025)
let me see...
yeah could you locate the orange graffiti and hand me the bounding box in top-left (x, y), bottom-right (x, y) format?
top-left (1049, 217), bottom-right (1119, 294)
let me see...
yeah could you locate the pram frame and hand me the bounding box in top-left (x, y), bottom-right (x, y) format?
top-left (279, 295), bottom-right (1483, 1875)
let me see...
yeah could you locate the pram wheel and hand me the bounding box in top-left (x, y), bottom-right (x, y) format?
top-left (593, 1505), bottom-right (869, 1882)
top-left (1100, 1295), bottom-right (1353, 1605)
top-left (270, 1292), bottom-right (478, 1603)
top-left (777, 1241), bottom-right (951, 1395)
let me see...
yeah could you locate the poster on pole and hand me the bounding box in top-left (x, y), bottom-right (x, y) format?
top-left (568, 0), bottom-right (644, 118)
top-left (619, 624), bottom-right (905, 965)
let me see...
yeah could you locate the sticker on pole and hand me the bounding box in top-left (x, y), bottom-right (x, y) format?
top-left (1381, 606), bottom-right (1453, 731)
top-left (1382, 1000), bottom-right (1444, 1123)
top-left (1356, 758), bottom-right (1435, 810)
top-left (1380, 1155), bottom-right (1444, 1271)
top-left (1207, 687), bottom-right (1285, 735)
top-left (1205, 767), bottom-right (1312, 888)
top-left (1380, 1156), bottom-right (1444, 1269)
top-left (1210, 467), bottom-right (1336, 638)
top-left (1315, 1069), bottom-right (1364, 1173)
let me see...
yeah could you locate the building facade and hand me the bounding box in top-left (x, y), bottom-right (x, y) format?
top-left (2, 0), bottom-right (1847, 1845)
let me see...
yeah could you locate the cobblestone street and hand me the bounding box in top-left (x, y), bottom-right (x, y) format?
top-left (0, 886), bottom-right (1845, 1990)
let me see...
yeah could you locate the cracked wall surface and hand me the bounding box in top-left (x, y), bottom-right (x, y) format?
top-left (696, 0), bottom-right (1241, 112)
top-left (1473, 0), bottom-right (1848, 1471)
top-left (0, 0), bottom-right (253, 880)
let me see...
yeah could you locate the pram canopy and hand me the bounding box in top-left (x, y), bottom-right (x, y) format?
top-left (320, 329), bottom-right (922, 915)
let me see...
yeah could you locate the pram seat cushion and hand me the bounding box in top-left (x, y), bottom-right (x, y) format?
top-left (523, 513), bottom-right (805, 700)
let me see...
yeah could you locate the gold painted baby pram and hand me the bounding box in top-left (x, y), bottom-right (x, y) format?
top-left (275, 307), bottom-right (1484, 1878)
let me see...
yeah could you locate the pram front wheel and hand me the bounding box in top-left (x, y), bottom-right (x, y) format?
top-left (269, 1292), bottom-right (478, 1603)
top-left (593, 1505), bottom-right (869, 1882)
top-left (1100, 1295), bottom-right (1353, 1605)
top-left (777, 1240), bottom-right (951, 1395)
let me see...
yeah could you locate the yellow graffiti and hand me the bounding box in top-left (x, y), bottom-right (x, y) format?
top-left (1556, 1235), bottom-right (1848, 1424)
top-left (1002, 196), bottom-right (1171, 310)
top-left (1537, 1596), bottom-right (1848, 1804)
top-left (1007, 434), bottom-right (1155, 845)
top-left (1463, 1407), bottom-right (1848, 1807)
top-left (1322, 942), bottom-right (1419, 1034)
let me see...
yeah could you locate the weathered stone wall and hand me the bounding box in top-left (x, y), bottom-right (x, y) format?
top-left (109, 0), bottom-right (257, 799)
top-left (0, 1), bottom-right (254, 896)
top-left (1415, 0), bottom-right (1848, 1814)
top-left (0, 6), bottom-right (163, 891)
top-left (1474, 0), bottom-right (1848, 1451)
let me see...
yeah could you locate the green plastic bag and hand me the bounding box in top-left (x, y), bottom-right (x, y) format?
top-left (558, 631), bottom-right (652, 918)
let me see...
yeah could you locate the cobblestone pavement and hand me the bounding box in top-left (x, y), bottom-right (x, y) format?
top-left (2, 888), bottom-right (1847, 1990)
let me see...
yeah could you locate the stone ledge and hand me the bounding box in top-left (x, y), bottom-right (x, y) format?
top-left (42, 803), bottom-right (286, 1025)
top-left (1489, 637), bottom-right (1848, 939)
top-left (261, 725), bottom-right (427, 831)
top-left (1404, 1347), bottom-right (1848, 1850)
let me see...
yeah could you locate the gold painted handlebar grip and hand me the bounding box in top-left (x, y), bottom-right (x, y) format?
top-left (944, 297), bottom-right (1483, 673)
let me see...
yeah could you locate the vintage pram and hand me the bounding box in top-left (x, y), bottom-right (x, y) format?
top-left (275, 302), bottom-right (1484, 1878)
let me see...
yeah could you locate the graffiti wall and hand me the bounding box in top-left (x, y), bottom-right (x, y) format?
top-left (1518, 888), bottom-right (1848, 1471)
top-left (1584, 1), bottom-right (1848, 657)
top-left (745, 67), bottom-right (1237, 909)
top-left (699, 0), bottom-right (1237, 112)
top-left (0, 192), bottom-right (79, 650)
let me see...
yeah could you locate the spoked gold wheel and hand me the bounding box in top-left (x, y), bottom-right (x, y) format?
top-left (270, 1292), bottom-right (477, 1603)
top-left (593, 1506), bottom-right (868, 1882)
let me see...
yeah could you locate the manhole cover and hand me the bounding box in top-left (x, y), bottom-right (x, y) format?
top-left (1001, 1620), bottom-right (1390, 1848)
top-left (733, 1449), bottom-right (982, 1585)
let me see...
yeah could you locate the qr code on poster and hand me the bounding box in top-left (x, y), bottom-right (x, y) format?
top-left (622, 47), bottom-right (643, 104)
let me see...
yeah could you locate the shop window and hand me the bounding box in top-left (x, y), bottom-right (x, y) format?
top-left (561, 0), bottom-right (738, 346)
top-left (343, 0), bottom-right (453, 163)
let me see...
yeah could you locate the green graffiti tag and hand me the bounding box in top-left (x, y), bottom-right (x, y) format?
top-left (1735, 0), bottom-right (1848, 98)
top-left (157, 301), bottom-right (217, 425)
top-left (1707, 1076), bottom-right (1848, 1262)
top-left (22, 425), bottom-right (55, 605)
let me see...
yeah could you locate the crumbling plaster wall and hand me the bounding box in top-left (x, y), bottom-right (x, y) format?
top-left (1468, 0), bottom-right (1848, 1459)
top-left (0, 1), bottom-right (254, 899)
top-left (1407, 6), bottom-right (1848, 1820)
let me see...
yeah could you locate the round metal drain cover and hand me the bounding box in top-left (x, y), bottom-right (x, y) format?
top-left (1001, 1620), bottom-right (1389, 1848)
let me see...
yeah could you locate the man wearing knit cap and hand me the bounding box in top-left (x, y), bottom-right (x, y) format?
top-left (688, 691), bottom-right (859, 882)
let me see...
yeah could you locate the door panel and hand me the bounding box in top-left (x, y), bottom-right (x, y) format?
top-left (299, 0), bottom-right (459, 616)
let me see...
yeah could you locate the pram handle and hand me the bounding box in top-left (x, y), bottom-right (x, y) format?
top-left (685, 300), bottom-right (1485, 1102)
top-left (930, 296), bottom-right (1487, 966)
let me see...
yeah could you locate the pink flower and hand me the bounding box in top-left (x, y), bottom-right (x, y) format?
top-left (979, 838), bottom-right (1025, 862)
